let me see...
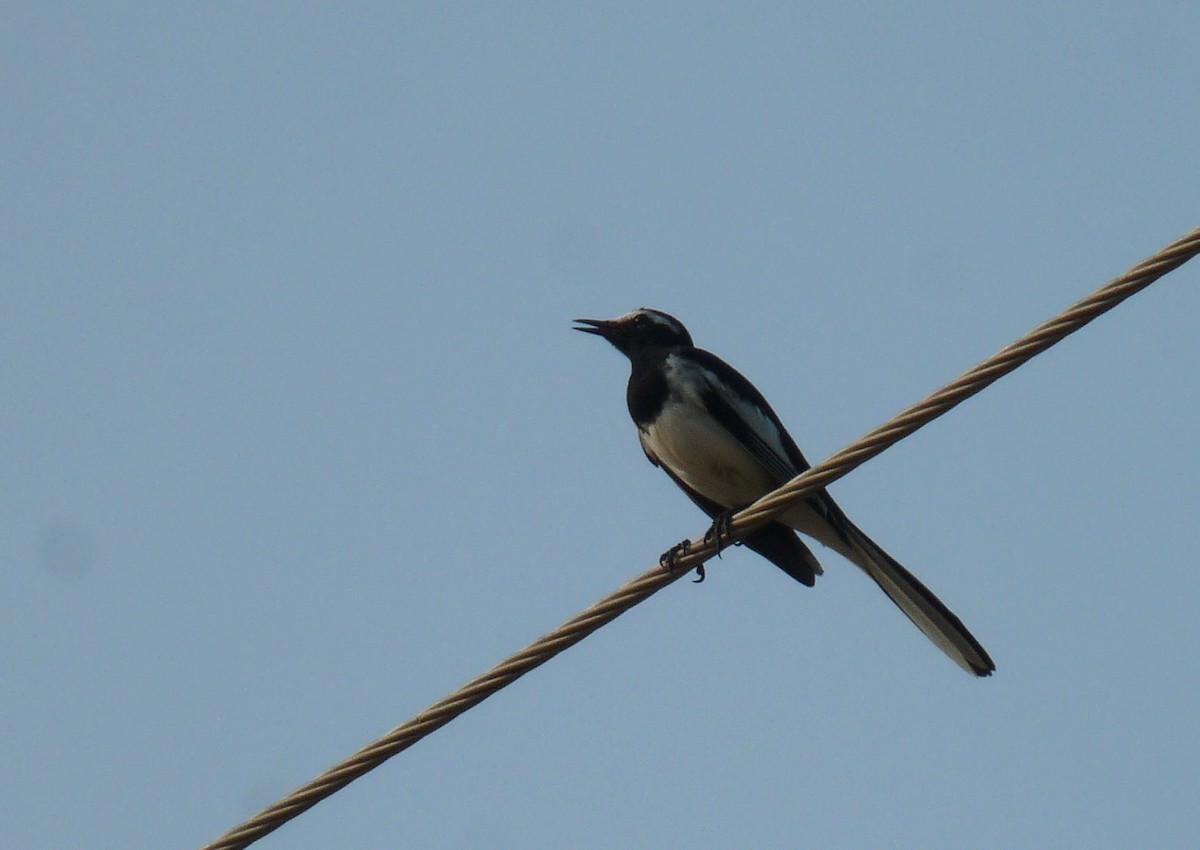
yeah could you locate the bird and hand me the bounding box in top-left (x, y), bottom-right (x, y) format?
top-left (575, 308), bottom-right (994, 677)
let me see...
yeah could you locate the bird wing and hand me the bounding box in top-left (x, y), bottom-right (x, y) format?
top-left (681, 350), bottom-right (808, 473)
top-left (686, 350), bottom-right (849, 544)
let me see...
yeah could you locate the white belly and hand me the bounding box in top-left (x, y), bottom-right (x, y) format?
top-left (639, 399), bottom-right (777, 509)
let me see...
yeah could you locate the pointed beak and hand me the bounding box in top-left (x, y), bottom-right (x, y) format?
top-left (573, 317), bottom-right (616, 339)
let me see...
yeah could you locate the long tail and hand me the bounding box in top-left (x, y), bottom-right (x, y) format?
top-left (837, 516), bottom-right (994, 677)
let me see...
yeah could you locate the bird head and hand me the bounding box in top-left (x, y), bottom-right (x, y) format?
top-left (574, 308), bottom-right (693, 358)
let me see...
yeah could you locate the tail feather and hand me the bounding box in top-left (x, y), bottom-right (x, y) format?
top-left (839, 519), bottom-right (995, 677)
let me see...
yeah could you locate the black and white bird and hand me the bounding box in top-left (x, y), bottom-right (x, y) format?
top-left (575, 308), bottom-right (994, 677)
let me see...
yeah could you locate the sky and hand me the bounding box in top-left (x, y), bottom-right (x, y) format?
top-left (3, 4), bottom-right (1199, 849)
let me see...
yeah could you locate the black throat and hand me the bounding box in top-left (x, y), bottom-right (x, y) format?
top-left (625, 348), bottom-right (673, 428)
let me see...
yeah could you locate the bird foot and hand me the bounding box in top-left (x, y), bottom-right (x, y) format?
top-left (704, 511), bottom-right (735, 555)
top-left (659, 539), bottom-right (706, 583)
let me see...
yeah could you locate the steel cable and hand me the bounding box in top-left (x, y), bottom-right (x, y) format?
top-left (200, 224), bottom-right (1200, 850)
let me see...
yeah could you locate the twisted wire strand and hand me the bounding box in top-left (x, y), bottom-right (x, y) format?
top-left (201, 224), bottom-right (1200, 850)
top-left (682, 224), bottom-right (1200, 554)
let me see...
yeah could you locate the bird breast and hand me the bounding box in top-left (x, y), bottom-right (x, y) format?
top-left (639, 397), bottom-right (777, 509)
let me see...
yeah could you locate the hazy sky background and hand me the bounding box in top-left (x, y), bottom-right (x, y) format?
top-left (4, 5), bottom-right (1199, 849)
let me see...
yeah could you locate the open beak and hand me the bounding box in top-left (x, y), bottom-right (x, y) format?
top-left (573, 317), bottom-right (616, 338)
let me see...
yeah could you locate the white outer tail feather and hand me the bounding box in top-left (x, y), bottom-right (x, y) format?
top-left (837, 521), bottom-right (994, 676)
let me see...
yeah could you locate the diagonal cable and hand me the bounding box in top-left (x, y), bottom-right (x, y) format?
top-left (200, 223), bottom-right (1200, 850)
top-left (670, 223), bottom-right (1200, 568)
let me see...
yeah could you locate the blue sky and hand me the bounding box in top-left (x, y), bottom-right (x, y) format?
top-left (4, 5), bottom-right (1199, 849)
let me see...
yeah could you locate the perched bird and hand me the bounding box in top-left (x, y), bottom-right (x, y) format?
top-left (575, 308), bottom-right (994, 676)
